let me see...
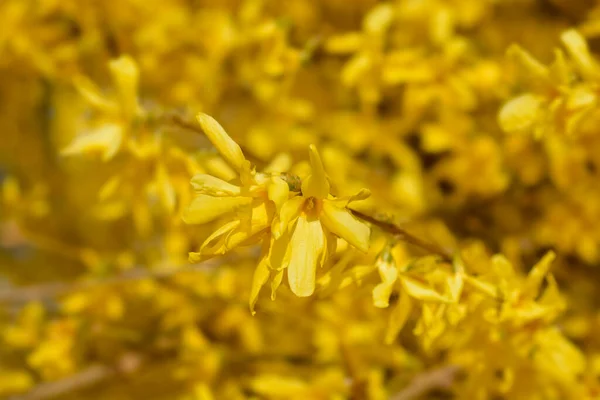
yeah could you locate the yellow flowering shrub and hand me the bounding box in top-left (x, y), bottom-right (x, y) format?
top-left (2, 1), bottom-right (600, 399)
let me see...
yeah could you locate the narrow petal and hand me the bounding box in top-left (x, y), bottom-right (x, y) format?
top-left (385, 290), bottom-right (412, 344)
top-left (271, 269), bottom-right (284, 300)
top-left (373, 260), bottom-right (398, 308)
top-left (561, 29), bottom-right (600, 81)
top-left (301, 145), bottom-right (330, 199)
top-left (498, 94), bottom-right (545, 134)
top-left (364, 3), bottom-right (394, 34)
top-left (287, 215), bottom-right (325, 297)
top-left (61, 123), bottom-right (123, 161)
top-left (200, 220), bottom-right (241, 254)
top-left (109, 55), bottom-right (140, 120)
top-left (250, 245), bottom-right (270, 315)
top-left (324, 32), bottom-right (364, 54)
top-left (73, 75), bottom-right (117, 112)
top-left (225, 200), bottom-right (273, 250)
top-left (182, 194), bottom-right (251, 224)
top-left (321, 201), bottom-right (370, 252)
top-left (197, 113), bottom-right (246, 171)
top-left (267, 177), bottom-right (289, 212)
top-left (272, 196), bottom-right (304, 238)
top-left (524, 251), bottom-right (556, 299)
top-left (191, 174), bottom-right (241, 195)
top-left (400, 276), bottom-right (451, 302)
top-left (268, 227), bottom-right (293, 270)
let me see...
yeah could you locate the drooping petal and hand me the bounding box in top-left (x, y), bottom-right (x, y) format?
top-left (73, 75), bottom-right (118, 112)
top-left (182, 194), bottom-right (251, 224)
top-left (272, 196), bottom-right (304, 238)
top-left (523, 251), bottom-right (556, 299)
top-left (155, 163), bottom-right (176, 212)
top-left (506, 45), bottom-right (551, 86)
top-left (498, 94), bottom-right (545, 134)
top-left (268, 227), bottom-right (293, 270)
top-left (321, 201), bottom-right (370, 252)
top-left (301, 145), bottom-right (330, 199)
top-left (385, 290), bottom-right (412, 344)
top-left (363, 3), bottom-right (394, 35)
top-left (197, 113), bottom-right (246, 171)
top-left (250, 245), bottom-right (270, 315)
top-left (190, 174), bottom-right (241, 195)
top-left (109, 55), bottom-right (140, 120)
top-left (224, 200), bottom-right (273, 250)
top-left (400, 276), bottom-right (451, 302)
top-left (561, 29), bottom-right (600, 81)
top-left (373, 260), bottom-right (398, 308)
top-left (271, 269), bottom-right (284, 300)
top-left (324, 32), bottom-right (364, 54)
top-left (287, 215), bottom-right (325, 297)
top-left (200, 220), bottom-right (241, 255)
top-left (61, 123), bottom-right (123, 161)
top-left (267, 177), bottom-right (289, 212)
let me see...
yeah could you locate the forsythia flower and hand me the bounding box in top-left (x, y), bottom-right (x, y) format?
top-left (61, 55), bottom-right (141, 161)
top-left (183, 113), bottom-right (371, 309)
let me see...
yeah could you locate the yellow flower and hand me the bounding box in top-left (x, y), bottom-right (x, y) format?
top-left (61, 55), bottom-right (141, 161)
top-left (265, 145), bottom-right (371, 297)
top-left (184, 113), bottom-right (288, 260)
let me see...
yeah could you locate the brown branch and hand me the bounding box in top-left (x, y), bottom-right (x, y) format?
top-left (390, 365), bottom-right (461, 400)
top-left (350, 209), bottom-right (454, 262)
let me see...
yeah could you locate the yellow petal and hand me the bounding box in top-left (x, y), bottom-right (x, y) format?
top-left (321, 201), bottom-right (370, 252)
top-left (498, 94), bottom-right (545, 134)
top-left (267, 177), bottom-right (289, 212)
top-left (561, 29), bottom-right (600, 81)
top-left (73, 75), bottom-right (117, 112)
top-left (373, 260), bottom-right (398, 308)
top-left (200, 220), bottom-right (240, 255)
top-left (341, 54), bottom-right (371, 87)
top-left (272, 196), bottom-right (304, 238)
top-left (182, 194), bottom-right (251, 224)
top-left (190, 174), bottom-right (241, 195)
top-left (363, 3), bottom-right (394, 35)
top-left (324, 32), bottom-right (364, 54)
top-left (61, 123), bottom-right (123, 161)
top-left (400, 276), bottom-right (450, 302)
top-left (523, 251), bottom-right (556, 299)
top-left (507, 45), bottom-right (551, 86)
top-left (197, 113), bottom-right (246, 171)
top-left (385, 290), bottom-right (412, 344)
top-left (271, 269), bottom-right (284, 300)
top-left (268, 227), bottom-right (293, 270)
top-left (250, 246), bottom-right (270, 315)
top-left (301, 145), bottom-right (330, 199)
top-left (156, 163), bottom-right (176, 212)
top-left (287, 215), bottom-right (325, 297)
top-left (224, 200), bottom-right (273, 250)
top-left (109, 55), bottom-right (140, 120)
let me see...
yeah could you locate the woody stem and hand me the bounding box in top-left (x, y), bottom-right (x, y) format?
top-left (349, 210), bottom-right (454, 262)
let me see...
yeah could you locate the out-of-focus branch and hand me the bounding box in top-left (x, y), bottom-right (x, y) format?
top-left (350, 209), bottom-right (454, 262)
top-left (8, 353), bottom-right (142, 400)
top-left (390, 365), bottom-right (461, 400)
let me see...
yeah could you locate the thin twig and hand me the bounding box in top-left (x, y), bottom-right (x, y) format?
top-left (8, 354), bottom-right (142, 400)
top-left (349, 210), bottom-right (454, 262)
top-left (390, 365), bottom-right (461, 400)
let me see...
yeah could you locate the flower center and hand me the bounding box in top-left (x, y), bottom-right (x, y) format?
top-left (303, 196), bottom-right (321, 217)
